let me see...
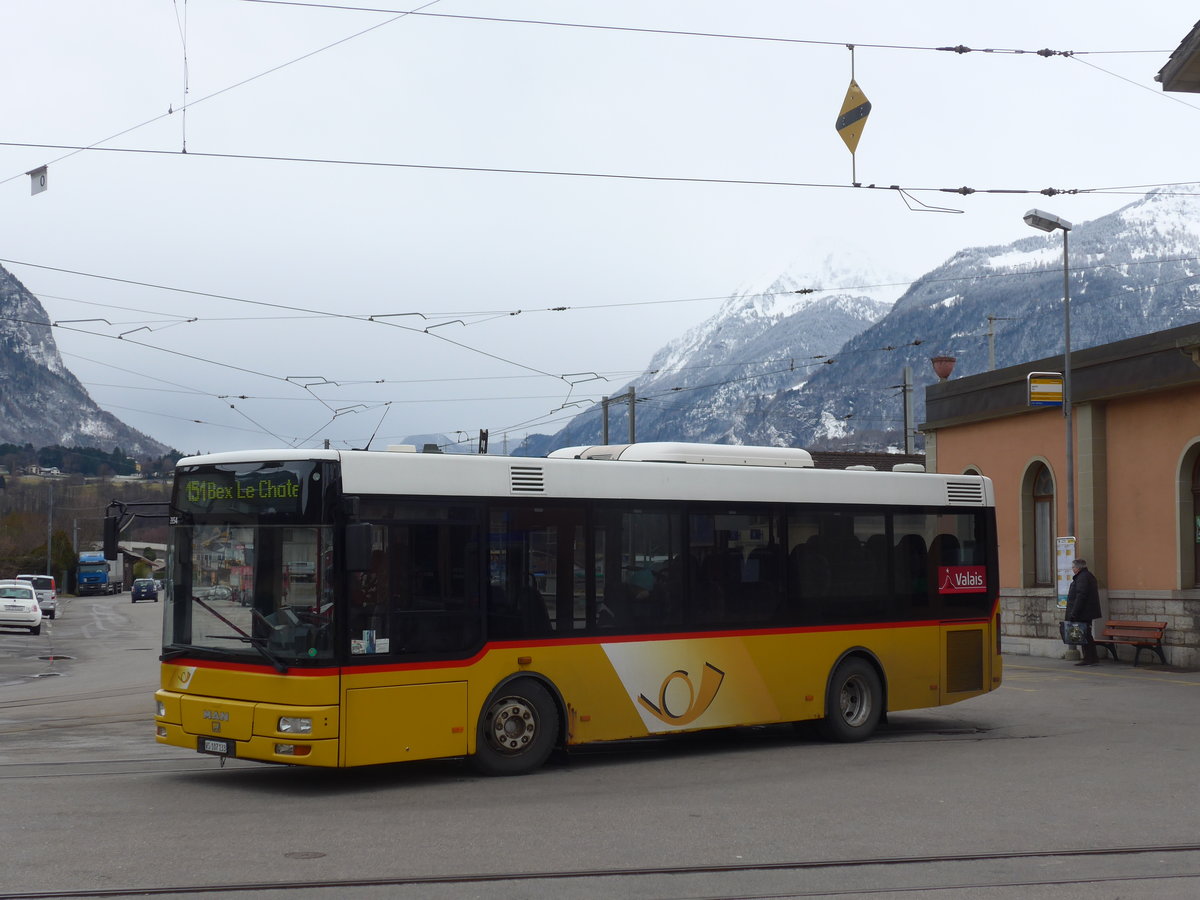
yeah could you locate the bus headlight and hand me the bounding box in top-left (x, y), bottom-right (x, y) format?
top-left (278, 716), bottom-right (312, 734)
top-left (156, 700), bottom-right (166, 717)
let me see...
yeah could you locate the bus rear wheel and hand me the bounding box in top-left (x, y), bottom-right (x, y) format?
top-left (819, 657), bottom-right (882, 742)
top-left (471, 679), bottom-right (558, 776)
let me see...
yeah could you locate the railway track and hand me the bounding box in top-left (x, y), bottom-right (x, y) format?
top-left (1, 844), bottom-right (1199, 899)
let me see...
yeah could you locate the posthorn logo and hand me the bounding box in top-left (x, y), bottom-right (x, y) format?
top-left (637, 662), bottom-right (725, 726)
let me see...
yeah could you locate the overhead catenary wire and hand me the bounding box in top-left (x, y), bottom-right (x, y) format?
top-left (10, 249), bottom-right (1199, 326)
top-left (6, 140), bottom-right (1199, 202)
top-left (172, 0), bottom-right (190, 152)
top-left (1, 10), bottom-right (1193, 455)
top-left (0, 257), bottom-right (562, 382)
top-left (0, 0), bottom-right (1169, 196)
top-left (238, 1), bottom-right (1165, 58)
top-left (7, 242), bottom-right (1198, 449)
top-left (0, 0), bottom-right (446, 190)
top-left (1070, 55), bottom-right (1200, 112)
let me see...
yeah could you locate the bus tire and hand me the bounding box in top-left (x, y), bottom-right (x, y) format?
top-left (819, 657), bottom-right (882, 742)
top-left (471, 679), bottom-right (559, 776)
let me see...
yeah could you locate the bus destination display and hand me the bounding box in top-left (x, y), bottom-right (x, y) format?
top-left (177, 470), bottom-right (304, 515)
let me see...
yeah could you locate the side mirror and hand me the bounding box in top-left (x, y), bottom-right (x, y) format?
top-left (103, 516), bottom-right (119, 560)
top-left (344, 523), bottom-right (373, 573)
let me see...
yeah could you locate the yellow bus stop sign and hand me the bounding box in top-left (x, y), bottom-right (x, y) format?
top-left (836, 79), bottom-right (871, 154)
top-left (1027, 371), bottom-right (1064, 407)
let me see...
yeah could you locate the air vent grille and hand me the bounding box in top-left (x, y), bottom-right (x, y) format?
top-left (946, 480), bottom-right (984, 505)
top-left (510, 466), bottom-right (545, 494)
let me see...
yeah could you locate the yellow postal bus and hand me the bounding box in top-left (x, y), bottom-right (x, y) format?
top-left (154, 442), bottom-right (1001, 774)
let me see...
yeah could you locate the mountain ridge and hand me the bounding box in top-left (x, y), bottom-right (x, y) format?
top-left (0, 264), bottom-right (171, 456)
top-left (526, 186), bottom-right (1200, 455)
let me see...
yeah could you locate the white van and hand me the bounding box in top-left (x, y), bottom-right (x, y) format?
top-left (16, 575), bottom-right (58, 619)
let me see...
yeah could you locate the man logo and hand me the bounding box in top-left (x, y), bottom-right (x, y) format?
top-left (637, 662), bottom-right (725, 726)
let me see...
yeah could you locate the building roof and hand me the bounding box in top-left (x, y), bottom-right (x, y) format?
top-left (921, 322), bottom-right (1200, 431)
top-left (1157, 19), bottom-right (1200, 93)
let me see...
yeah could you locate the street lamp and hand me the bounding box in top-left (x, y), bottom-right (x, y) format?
top-left (1023, 208), bottom-right (1074, 540)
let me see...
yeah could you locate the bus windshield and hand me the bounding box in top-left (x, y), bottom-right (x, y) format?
top-left (165, 460), bottom-right (336, 666)
top-left (166, 523), bottom-right (335, 665)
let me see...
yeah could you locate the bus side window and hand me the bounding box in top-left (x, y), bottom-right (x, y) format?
top-left (349, 542), bottom-right (390, 651)
top-left (594, 507), bottom-right (682, 633)
top-left (894, 533), bottom-right (928, 612)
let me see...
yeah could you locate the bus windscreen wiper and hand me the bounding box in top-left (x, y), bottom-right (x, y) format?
top-left (192, 595), bottom-right (288, 673)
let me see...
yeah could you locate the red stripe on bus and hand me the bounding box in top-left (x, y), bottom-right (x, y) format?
top-left (164, 611), bottom-right (997, 677)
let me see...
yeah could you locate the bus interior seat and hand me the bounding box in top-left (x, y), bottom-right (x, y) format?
top-left (894, 534), bottom-right (929, 608)
top-left (519, 575), bottom-right (554, 635)
top-left (930, 533), bottom-right (961, 565)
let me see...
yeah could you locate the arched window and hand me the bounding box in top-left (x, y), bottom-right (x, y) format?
top-left (1033, 464), bottom-right (1055, 587)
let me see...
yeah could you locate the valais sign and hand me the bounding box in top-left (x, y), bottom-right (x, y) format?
top-left (938, 566), bottom-right (987, 594)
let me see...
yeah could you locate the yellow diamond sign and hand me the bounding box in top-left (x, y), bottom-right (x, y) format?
top-left (835, 79), bottom-right (871, 154)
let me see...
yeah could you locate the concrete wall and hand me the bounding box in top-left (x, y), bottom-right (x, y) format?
top-left (1001, 588), bottom-right (1200, 668)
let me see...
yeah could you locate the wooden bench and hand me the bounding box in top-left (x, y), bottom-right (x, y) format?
top-left (1094, 620), bottom-right (1168, 666)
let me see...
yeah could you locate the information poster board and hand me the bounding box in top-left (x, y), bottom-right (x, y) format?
top-left (1055, 536), bottom-right (1076, 609)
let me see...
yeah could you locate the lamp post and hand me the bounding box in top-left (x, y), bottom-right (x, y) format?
top-left (1023, 208), bottom-right (1074, 540)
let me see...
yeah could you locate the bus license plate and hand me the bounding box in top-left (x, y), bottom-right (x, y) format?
top-left (198, 737), bottom-right (235, 757)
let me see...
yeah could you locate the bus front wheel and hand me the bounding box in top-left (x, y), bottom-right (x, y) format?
top-left (819, 657), bottom-right (882, 742)
top-left (471, 679), bottom-right (559, 776)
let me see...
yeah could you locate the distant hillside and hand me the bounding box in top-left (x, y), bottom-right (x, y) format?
top-left (525, 254), bottom-right (896, 455)
top-left (0, 264), bottom-right (170, 455)
top-left (526, 186), bottom-right (1200, 455)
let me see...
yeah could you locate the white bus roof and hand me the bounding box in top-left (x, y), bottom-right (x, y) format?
top-left (547, 442), bottom-right (814, 467)
top-left (177, 444), bottom-right (991, 508)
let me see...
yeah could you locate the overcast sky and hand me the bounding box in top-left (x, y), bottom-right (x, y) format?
top-left (3, 1), bottom-right (1199, 455)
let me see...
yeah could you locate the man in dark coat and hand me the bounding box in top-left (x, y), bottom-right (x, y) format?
top-left (1066, 558), bottom-right (1102, 666)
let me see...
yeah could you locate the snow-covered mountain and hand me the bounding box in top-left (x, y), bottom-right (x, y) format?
top-left (0, 264), bottom-right (170, 455)
top-left (528, 186), bottom-right (1200, 454)
top-left (529, 248), bottom-right (897, 454)
top-left (6, 186), bottom-right (1197, 460)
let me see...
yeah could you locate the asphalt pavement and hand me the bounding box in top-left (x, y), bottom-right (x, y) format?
top-left (2, 596), bottom-right (1199, 899)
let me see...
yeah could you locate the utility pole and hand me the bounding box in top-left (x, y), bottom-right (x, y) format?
top-left (903, 366), bottom-right (914, 454)
top-left (45, 478), bottom-right (53, 576)
top-left (987, 316), bottom-right (1016, 371)
top-left (891, 367), bottom-right (915, 454)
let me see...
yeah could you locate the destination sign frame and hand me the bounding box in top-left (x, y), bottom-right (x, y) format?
top-left (175, 462), bottom-right (316, 518)
top-left (1027, 371), bottom-right (1064, 407)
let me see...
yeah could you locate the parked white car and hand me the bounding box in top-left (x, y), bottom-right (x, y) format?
top-left (0, 580), bottom-right (43, 634)
top-left (16, 574), bottom-right (59, 619)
